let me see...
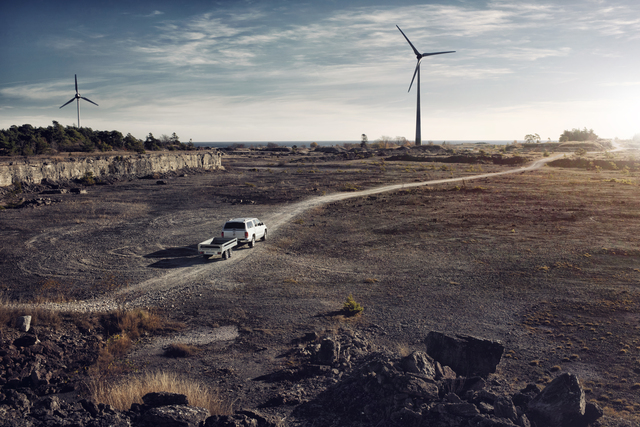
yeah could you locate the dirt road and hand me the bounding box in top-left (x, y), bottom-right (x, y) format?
top-left (28, 154), bottom-right (560, 312)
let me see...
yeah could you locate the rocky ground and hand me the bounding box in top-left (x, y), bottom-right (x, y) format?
top-left (1, 143), bottom-right (639, 426)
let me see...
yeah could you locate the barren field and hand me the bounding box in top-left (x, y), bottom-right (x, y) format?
top-left (1, 148), bottom-right (640, 425)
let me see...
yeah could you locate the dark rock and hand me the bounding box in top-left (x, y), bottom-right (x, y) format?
top-left (526, 373), bottom-right (595, 427)
top-left (80, 399), bottom-right (100, 417)
top-left (512, 384), bottom-right (540, 408)
top-left (13, 335), bottom-right (39, 348)
top-left (391, 374), bottom-right (438, 400)
top-left (314, 338), bottom-right (339, 365)
top-left (582, 402), bottom-right (604, 426)
top-left (399, 351), bottom-right (436, 378)
top-left (142, 392), bottom-right (189, 408)
top-left (516, 413), bottom-right (532, 427)
top-left (425, 331), bottom-right (504, 376)
top-left (469, 414), bottom-right (519, 426)
top-left (434, 360), bottom-right (457, 379)
top-left (494, 396), bottom-right (518, 421)
top-left (446, 402), bottom-right (481, 417)
top-left (144, 404), bottom-right (209, 427)
top-left (205, 414), bottom-right (259, 426)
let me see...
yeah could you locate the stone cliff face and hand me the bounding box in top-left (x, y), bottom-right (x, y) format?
top-left (0, 151), bottom-right (223, 187)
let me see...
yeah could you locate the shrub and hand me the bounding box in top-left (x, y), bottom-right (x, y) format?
top-left (164, 343), bottom-right (200, 358)
top-left (80, 171), bottom-right (96, 185)
top-left (341, 183), bottom-right (359, 192)
top-left (342, 295), bottom-right (364, 316)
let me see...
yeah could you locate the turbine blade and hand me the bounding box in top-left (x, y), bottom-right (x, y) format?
top-left (396, 25), bottom-right (421, 57)
top-left (75, 74), bottom-right (78, 93)
top-left (421, 51), bottom-right (456, 57)
top-left (60, 97), bottom-right (75, 108)
top-left (408, 61), bottom-right (420, 92)
top-left (81, 97), bottom-right (99, 106)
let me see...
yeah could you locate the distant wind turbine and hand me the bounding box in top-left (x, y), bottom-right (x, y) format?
top-left (59, 74), bottom-right (98, 128)
top-left (396, 25), bottom-right (454, 146)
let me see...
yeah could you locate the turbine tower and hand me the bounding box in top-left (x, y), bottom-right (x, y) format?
top-left (59, 74), bottom-right (98, 128)
top-left (396, 25), bottom-right (454, 146)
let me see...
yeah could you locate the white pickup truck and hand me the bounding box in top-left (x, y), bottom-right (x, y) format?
top-left (198, 217), bottom-right (267, 260)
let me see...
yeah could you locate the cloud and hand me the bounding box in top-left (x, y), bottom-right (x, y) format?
top-left (145, 10), bottom-right (164, 17)
top-left (0, 81), bottom-right (70, 101)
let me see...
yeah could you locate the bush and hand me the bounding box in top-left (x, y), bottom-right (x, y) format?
top-left (342, 295), bottom-right (364, 316)
top-left (164, 343), bottom-right (200, 358)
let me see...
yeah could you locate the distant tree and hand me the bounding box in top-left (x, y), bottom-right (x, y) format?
top-left (145, 133), bottom-right (161, 150)
top-left (310, 142), bottom-right (318, 148)
top-left (559, 128), bottom-right (598, 142)
top-left (361, 134), bottom-right (368, 148)
top-left (124, 133), bottom-right (145, 152)
top-left (395, 136), bottom-right (409, 146)
top-left (633, 133), bottom-right (640, 142)
top-left (524, 133), bottom-right (541, 144)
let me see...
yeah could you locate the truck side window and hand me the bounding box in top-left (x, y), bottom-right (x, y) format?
top-left (247, 221), bottom-right (254, 228)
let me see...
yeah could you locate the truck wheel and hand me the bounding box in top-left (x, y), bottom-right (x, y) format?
top-left (261, 231), bottom-right (267, 241)
top-left (222, 250), bottom-right (229, 260)
top-left (249, 236), bottom-right (255, 248)
top-left (228, 248), bottom-right (233, 257)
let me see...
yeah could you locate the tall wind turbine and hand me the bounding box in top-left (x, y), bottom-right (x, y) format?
top-left (396, 25), bottom-right (454, 146)
top-left (59, 74), bottom-right (98, 128)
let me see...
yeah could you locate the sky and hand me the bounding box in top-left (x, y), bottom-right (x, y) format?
top-left (1, 0), bottom-right (639, 143)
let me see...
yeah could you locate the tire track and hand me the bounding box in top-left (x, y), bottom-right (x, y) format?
top-left (33, 154), bottom-right (562, 312)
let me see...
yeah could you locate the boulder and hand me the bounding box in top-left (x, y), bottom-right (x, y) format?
top-left (13, 334), bottom-right (39, 348)
top-left (144, 405), bottom-right (209, 427)
top-left (526, 373), bottom-right (601, 427)
top-left (16, 316), bottom-right (31, 332)
top-left (399, 351), bottom-right (436, 378)
top-left (142, 392), bottom-right (189, 408)
top-left (314, 338), bottom-right (340, 365)
top-left (425, 331), bottom-right (504, 376)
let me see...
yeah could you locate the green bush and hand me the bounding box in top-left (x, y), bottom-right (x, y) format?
top-left (342, 295), bottom-right (364, 316)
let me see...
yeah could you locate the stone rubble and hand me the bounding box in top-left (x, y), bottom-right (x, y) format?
top-left (0, 321), bottom-right (605, 427)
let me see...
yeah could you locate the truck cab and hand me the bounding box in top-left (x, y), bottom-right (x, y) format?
top-left (221, 217), bottom-right (267, 248)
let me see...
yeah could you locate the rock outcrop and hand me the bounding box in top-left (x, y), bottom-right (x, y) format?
top-left (0, 323), bottom-right (605, 427)
top-left (0, 151), bottom-right (222, 187)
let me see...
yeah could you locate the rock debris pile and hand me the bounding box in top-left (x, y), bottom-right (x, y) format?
top-left (0, 322), bottom-right (604, 427)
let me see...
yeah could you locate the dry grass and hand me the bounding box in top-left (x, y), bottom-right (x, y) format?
top-left (92, 309), bottom-right (185, 375)
top-left (0, 297), bottom-right (63, 329)
top-left (88, 370), bottom-right (232, 415)
top-left (163, 342), bottom-right (201, 358)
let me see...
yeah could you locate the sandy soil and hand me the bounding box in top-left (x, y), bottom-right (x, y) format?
top-left (1, 148), bottom-right (639, 424)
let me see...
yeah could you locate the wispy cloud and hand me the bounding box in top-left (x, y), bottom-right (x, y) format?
top-left (145, 10), bottom-right (164, 18)
top-left (0, 81), bottom-right (70, 101)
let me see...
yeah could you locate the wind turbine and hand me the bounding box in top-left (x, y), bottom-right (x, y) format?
top-left (59, 74), bottom-right (98, 128)
top-left (396, 25), bottom-right (454, 146)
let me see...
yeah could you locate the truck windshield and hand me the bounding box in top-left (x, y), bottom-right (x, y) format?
top-left (224, 222), bottom-right (245, 230)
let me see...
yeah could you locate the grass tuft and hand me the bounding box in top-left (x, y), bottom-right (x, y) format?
top-left (88, 370), bottom-right (231, 415)
top-left (164, 343), bottom-right (200, 358)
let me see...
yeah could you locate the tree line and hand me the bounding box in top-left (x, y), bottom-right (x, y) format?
top-left (559, 128), bottom-right (598, 142)
top-left (0, 122), bottom-right (195, 156)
